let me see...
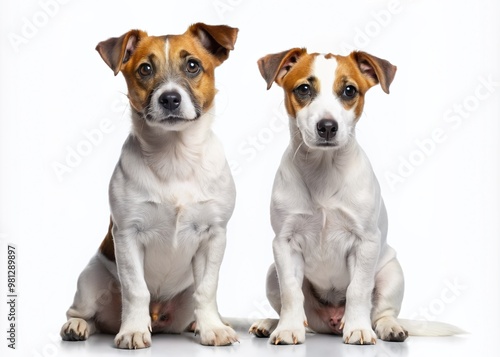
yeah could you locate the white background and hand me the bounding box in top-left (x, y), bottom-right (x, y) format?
top-left (1, 0), bottom-right (499, 356)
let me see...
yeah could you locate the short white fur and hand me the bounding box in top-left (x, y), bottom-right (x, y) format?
top-left (251, 52), bottom-right (463, 345)
top-left (61, 25), bottom-right (239, 349)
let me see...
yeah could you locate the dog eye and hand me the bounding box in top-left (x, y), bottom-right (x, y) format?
top-left (138, 63), bottom-right (153, 77)
top-left (343, 85), bottom-right (357, 99)
top-left (186, 59), bottom-right (200, 75)
top-left (295, 84), bottom-right (311, 97)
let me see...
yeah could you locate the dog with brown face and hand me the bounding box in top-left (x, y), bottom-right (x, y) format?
top-left (60, 23), bottom-right (239, 348)
top-left (250, 48), bottom-right (463, 345)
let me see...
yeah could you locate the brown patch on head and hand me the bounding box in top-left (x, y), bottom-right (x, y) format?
top-left (163, 23), bottom-right (238, 113)
top-left (258, 48), bottom-right (396, 129)
top-left (166, 34), bottom-right (218, 113)
top-left (333, 51), bottom-right (397, 120)
top-left (257, 48), bottom-right (318, 118)
top-left (96, 23), bottom-right (238, 113)
top-left (99, 218), bottom-right (115, 262)
top-left (119, 36), bottom-right (169, 111)
top-left (280, 53), bottom-right (319, 118)
top-left (333, 54), bottom-right (371, 119)
top-left (96, 31), bottom-right (169, 111)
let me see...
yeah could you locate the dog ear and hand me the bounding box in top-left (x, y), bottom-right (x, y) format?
top-left (258, 48), bottom-right (307, 90)
top-left (189, 23), bottom-right (239, 65)
top-left (351, 51), bottom-right (397, 94)
top-left (96, 30), bottom-right (147, 76)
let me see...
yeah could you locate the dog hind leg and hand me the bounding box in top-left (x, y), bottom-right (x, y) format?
top-left (61, 255), bottom-right (119, 341)
top-left (371, 258), bottom-right (408, 342)
top-left (249, 264), bottom-right (280, 337)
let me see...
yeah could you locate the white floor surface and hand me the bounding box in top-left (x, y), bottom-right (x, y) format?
top-left (34, 319), bottom-right (496, 357)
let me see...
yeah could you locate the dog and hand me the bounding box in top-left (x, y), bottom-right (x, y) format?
top-left (60, 23), bottom-right (239, 348)
top-left (249, 48), bottom-right (463, 345)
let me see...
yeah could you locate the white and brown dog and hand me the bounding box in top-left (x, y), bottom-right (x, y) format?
top-left (250, 48), bottom-right (462, 345)
top-left (60, 23), bottom-right (239, 348)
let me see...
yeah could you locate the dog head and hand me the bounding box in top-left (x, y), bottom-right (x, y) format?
top-left (258, 48), bottom-right (396, 150)
top-left (96, 23), bottom-right (238, 131)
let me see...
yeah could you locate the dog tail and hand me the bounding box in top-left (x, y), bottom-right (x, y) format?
top-left (397, 319), bottom-right (466, 337)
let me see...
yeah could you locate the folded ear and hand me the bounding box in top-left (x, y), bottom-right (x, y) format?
top-left (351, 51), bottom-right (397, 94)
top-left (96, 30), bottom-right (147, 76)
top-left (188, 23), bottom-right (239, 65)
top-left (257, 48), bottom-right (307, 90)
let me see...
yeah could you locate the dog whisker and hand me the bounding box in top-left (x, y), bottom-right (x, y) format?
top-left (292, 142), bottom-right (304, 162)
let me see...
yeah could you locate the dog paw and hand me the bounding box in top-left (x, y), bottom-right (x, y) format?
top-left (342, 326), bottom-right (377, 345)
top-left (249, 318), bottom-right (278, 337)
top-left (114, 330), bottom-right (152, 349)
top-left (60, 318), bottom-right (90, 341)
top-left (269, 323), bottom-right (306, 345)
top-left (374, 317), bottom-right (408, 342)
top-left (198, 324), bottom-right (239, 346)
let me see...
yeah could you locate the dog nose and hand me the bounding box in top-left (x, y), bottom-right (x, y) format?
top-left (159, 91), bottom-right (181, 110)
top-left (316, 119), bottom-right (338, 141)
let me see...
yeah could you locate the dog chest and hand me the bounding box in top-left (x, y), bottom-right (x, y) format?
top-left (130, 199), bottom-right (223, 297)
top-left (142, 237), bottom-right (196, 298)
top-left (302, 208), bottom-right (359, 292)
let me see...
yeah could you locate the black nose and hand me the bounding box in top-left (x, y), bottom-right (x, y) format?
top-left (316, 119), bottom-right (338, 141)
top-left (159, 91), bottom-right (181, 110)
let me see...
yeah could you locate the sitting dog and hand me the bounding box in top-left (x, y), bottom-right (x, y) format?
top-left (250, 48), bottom-right (462, 344)
top-left (60, 23), bottom-right (239, 348)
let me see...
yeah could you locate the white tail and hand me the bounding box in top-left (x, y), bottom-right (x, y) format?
top-left (398, 319), bottom-right (466, 337)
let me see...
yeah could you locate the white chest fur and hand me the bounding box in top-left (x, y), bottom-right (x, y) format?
top-left (272, 141), bottom-right (387, 294)
top-left (108, 130), bottom-right (235, 298)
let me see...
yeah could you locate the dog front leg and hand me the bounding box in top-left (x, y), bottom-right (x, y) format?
top-left (192, 226), bottom-right (238, 346)
top-left (269, 232), bottom-right (307, 345)
top-left (342, 235), bottom-right (380, 345)
top-left (113, 227), bottom-right (152, 349)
